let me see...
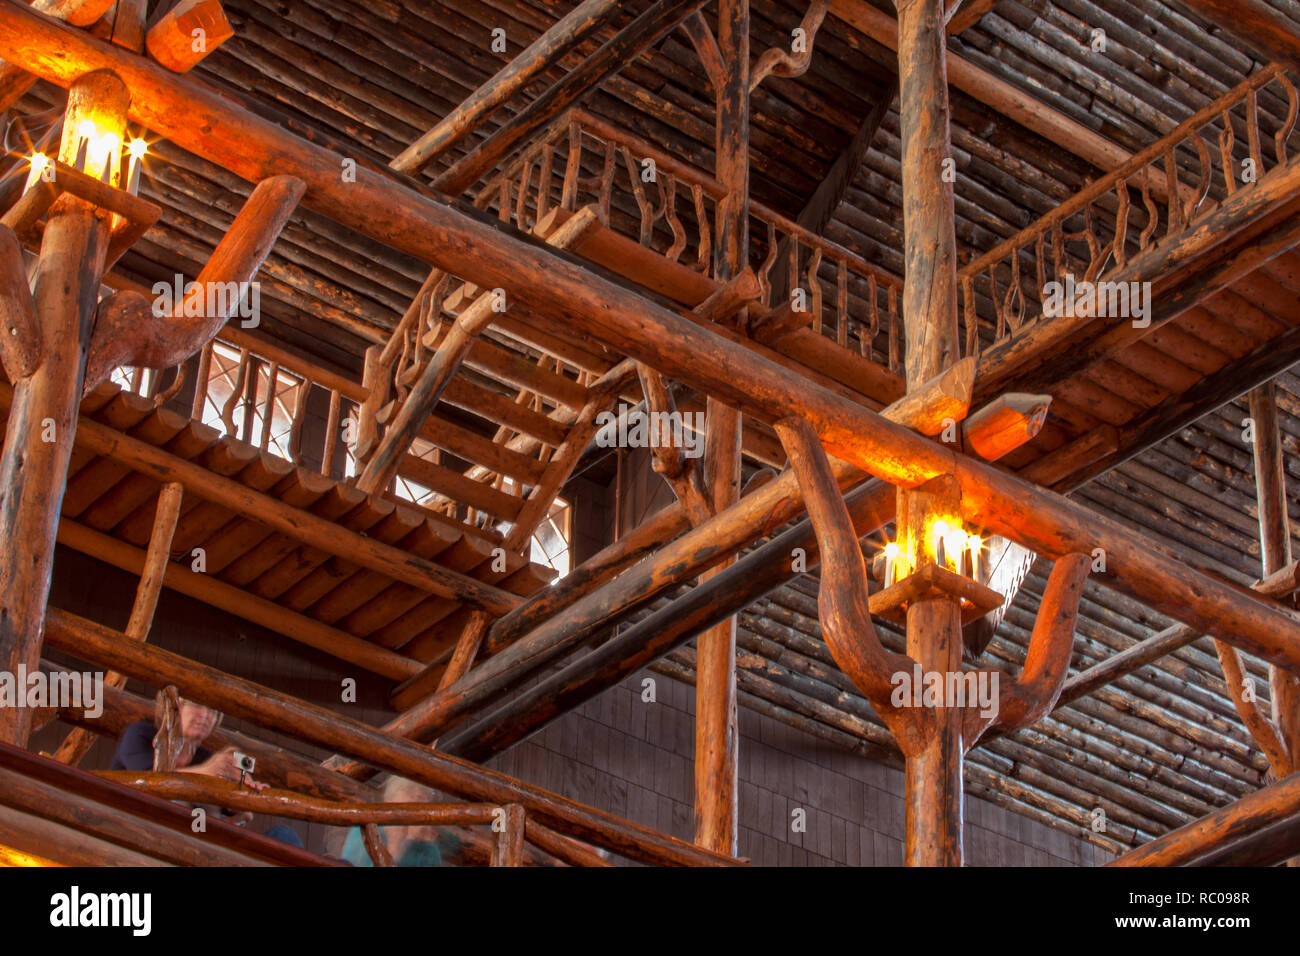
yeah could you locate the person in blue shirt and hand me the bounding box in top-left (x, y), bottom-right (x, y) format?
top-left (337, 775), bottom-right (443, 867)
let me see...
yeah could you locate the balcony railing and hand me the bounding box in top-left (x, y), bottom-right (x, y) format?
top-left (957, 65), bottom-right (1300, 357)
top-left (477, 108), bottom-right (907, 375)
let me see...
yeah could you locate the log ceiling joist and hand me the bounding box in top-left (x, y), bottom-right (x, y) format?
top-left (1178, 0), bottom-right (1300, 72)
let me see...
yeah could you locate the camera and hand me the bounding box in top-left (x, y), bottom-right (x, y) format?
top-left (233, 752), bottom-right (255, 775)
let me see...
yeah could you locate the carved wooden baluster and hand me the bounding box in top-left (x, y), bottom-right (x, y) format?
top-left (220, 347), bottom-right (249, 436)
top-left (152, 362), bottom-right (189, 409)
top-left (1112, 177), bottom-right (1130, 269)
top-left (1164, 147), bottom-right (1183, 237)
top-left (962, 275), bottom-right (977, 359)
top-left (836, 258), bottom-right (848, 349)
top-left (537, 144), bottom-right (555, 223)
top-left (806, 246), bottom-right (823, 336)
top-left (191, 341), bottom-right (214, 420)
top-left (514, 151), bottom-right (533, 230)
top-left (1138, 167), bottom-right (1160, 250)
top-left (989, 261), bottom-right (1006, 342)
top-left (757, 219), bottom-right (777, 306)
top-left (287, 375), bottom-right (311, 466)
top-left (693, 182), bottom-right (711, 274)
top-left (1187, 135), bottom-right (1212, 222)
top-left (1275, 74), bottom-right (1297, 164)
top-left (561, 120), bottom-right (582, 212)
top-left (1033, 232), bottom-right (1048, 315)
top-left (1219, 107), bottom-right (1238, 195)
top-left (886, 283), bottom-right (899, 372)
top-left (622, 146), bottom-right (654, 246)
top-left (497, 178), bottom-right (511, 224)
top-left (1247, 85), bottom-right (1263, 179)
top-left (661, 173), bottom-right (686, 262)
top-left (259, 361), bottom-right (279, 451)
top-left (596, 141), bottom-right (616, 225)
top-left (866, 273), bottom-right (879, 361)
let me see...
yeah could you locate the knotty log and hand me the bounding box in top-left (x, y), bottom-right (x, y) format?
top-left (1111, 771), bottom-right (1300, 867)
top-left (41, 607), bottom-right (740, 867)
top-left (144, 0), bottom-right (233, 73)
top-left (0, 223), bottom-right (39, 380)
top-left (0, 68), bottom-right (122, 746)
top-left (491, 803), bottom-right (526, 866)
top-left (84, 174), bottom-right (306, 391)
top-left (433, 0), bottom-right (711, 194)
top-left (390, 0), bottom-right (622, 174)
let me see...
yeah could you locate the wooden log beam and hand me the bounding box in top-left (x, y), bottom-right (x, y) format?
top-left (827, 0), bottom-right (1132, 171)
top-left (41, 606), bottom-right (742, 867)
top-left (144, 0), bottom-right (233, 73)
top-left (1110, 770), bottom-right (1300, 867)
top-left (84, 174), bottom-right (306, 391)
top-left (0, 223), bottom-right (39, 381)
top-left (0, 0), bottom-right (116, 110)
top-left (0, 68), bottom-right (123, 747)
top-left (1179, 0), bottom-right (1300, 72)
top-left (433, 0), bottom-right (711, 195)
top-left (390, 0), bottom-right (622, 174)
top-left (945, 0), bottom-right (998, 34)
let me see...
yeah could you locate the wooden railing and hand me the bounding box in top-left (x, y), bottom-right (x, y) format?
top-left (478, 107), bottom-right (907, 373)
top-left (957, 66), bottom-right (1300, 357)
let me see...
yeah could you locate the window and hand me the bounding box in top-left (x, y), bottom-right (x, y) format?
top-left (197, 342), bottom-right (304, 460)
top-left (530, 497), bottom-right (572, 577)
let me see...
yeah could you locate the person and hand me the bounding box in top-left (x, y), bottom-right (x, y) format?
top-left (111, 697), bottom-right (303, 847)
top-left (337, 775), bottom-right (443, 867)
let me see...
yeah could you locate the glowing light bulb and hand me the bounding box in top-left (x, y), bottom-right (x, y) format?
top-left (944, 528), bottom-right (967, 573)
top-left (883, 542), bottom-right (900, 559)
top-left (967, 534), bottom-right (982, 580)
top-left (24, 152), bottom-right (50, 192)
top-left (882, 540), bottom-right (901, 587)
top-left (77, 119), bottom-right (96, 139)
top-left (128, 138), bottom-right (147, 159)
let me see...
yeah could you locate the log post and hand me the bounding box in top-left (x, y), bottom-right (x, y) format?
top-left (1249, 382), bottom-right (1299, 863)
top-left (893, 0), bottom-right (964, 866)
top-left (0, 68), bottom-right (125, 746)
top-left (693, 0), bottom-right (749, 857)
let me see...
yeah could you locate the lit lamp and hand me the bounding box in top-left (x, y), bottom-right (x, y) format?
top-left (869, 517), bottom-right (1003, 627)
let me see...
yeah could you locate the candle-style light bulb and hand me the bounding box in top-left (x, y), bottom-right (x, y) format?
top-left (883, 541), bottom-right (900, 588)
top-left (125, 138), bottom-right (147, 194)
top-left (74, 119), bottom-right (96, 170)
top-left (944, 528), bottom-right (967, 574)
top-left (967, 534), bottom-right (982, 581)
top-left (24, 153), bottom-right (50, 193)
top-left (931, 520), bottom-right (949, 567)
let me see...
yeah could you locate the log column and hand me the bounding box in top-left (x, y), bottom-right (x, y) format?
top-left (694, 0), bottom-right (748, 856)
top-left (0, 69), bottom-right (126, 746)
top-left (1249, 383), bottom-right (1300, 863)
top-left (894, 0), bottom-right (964, 866)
